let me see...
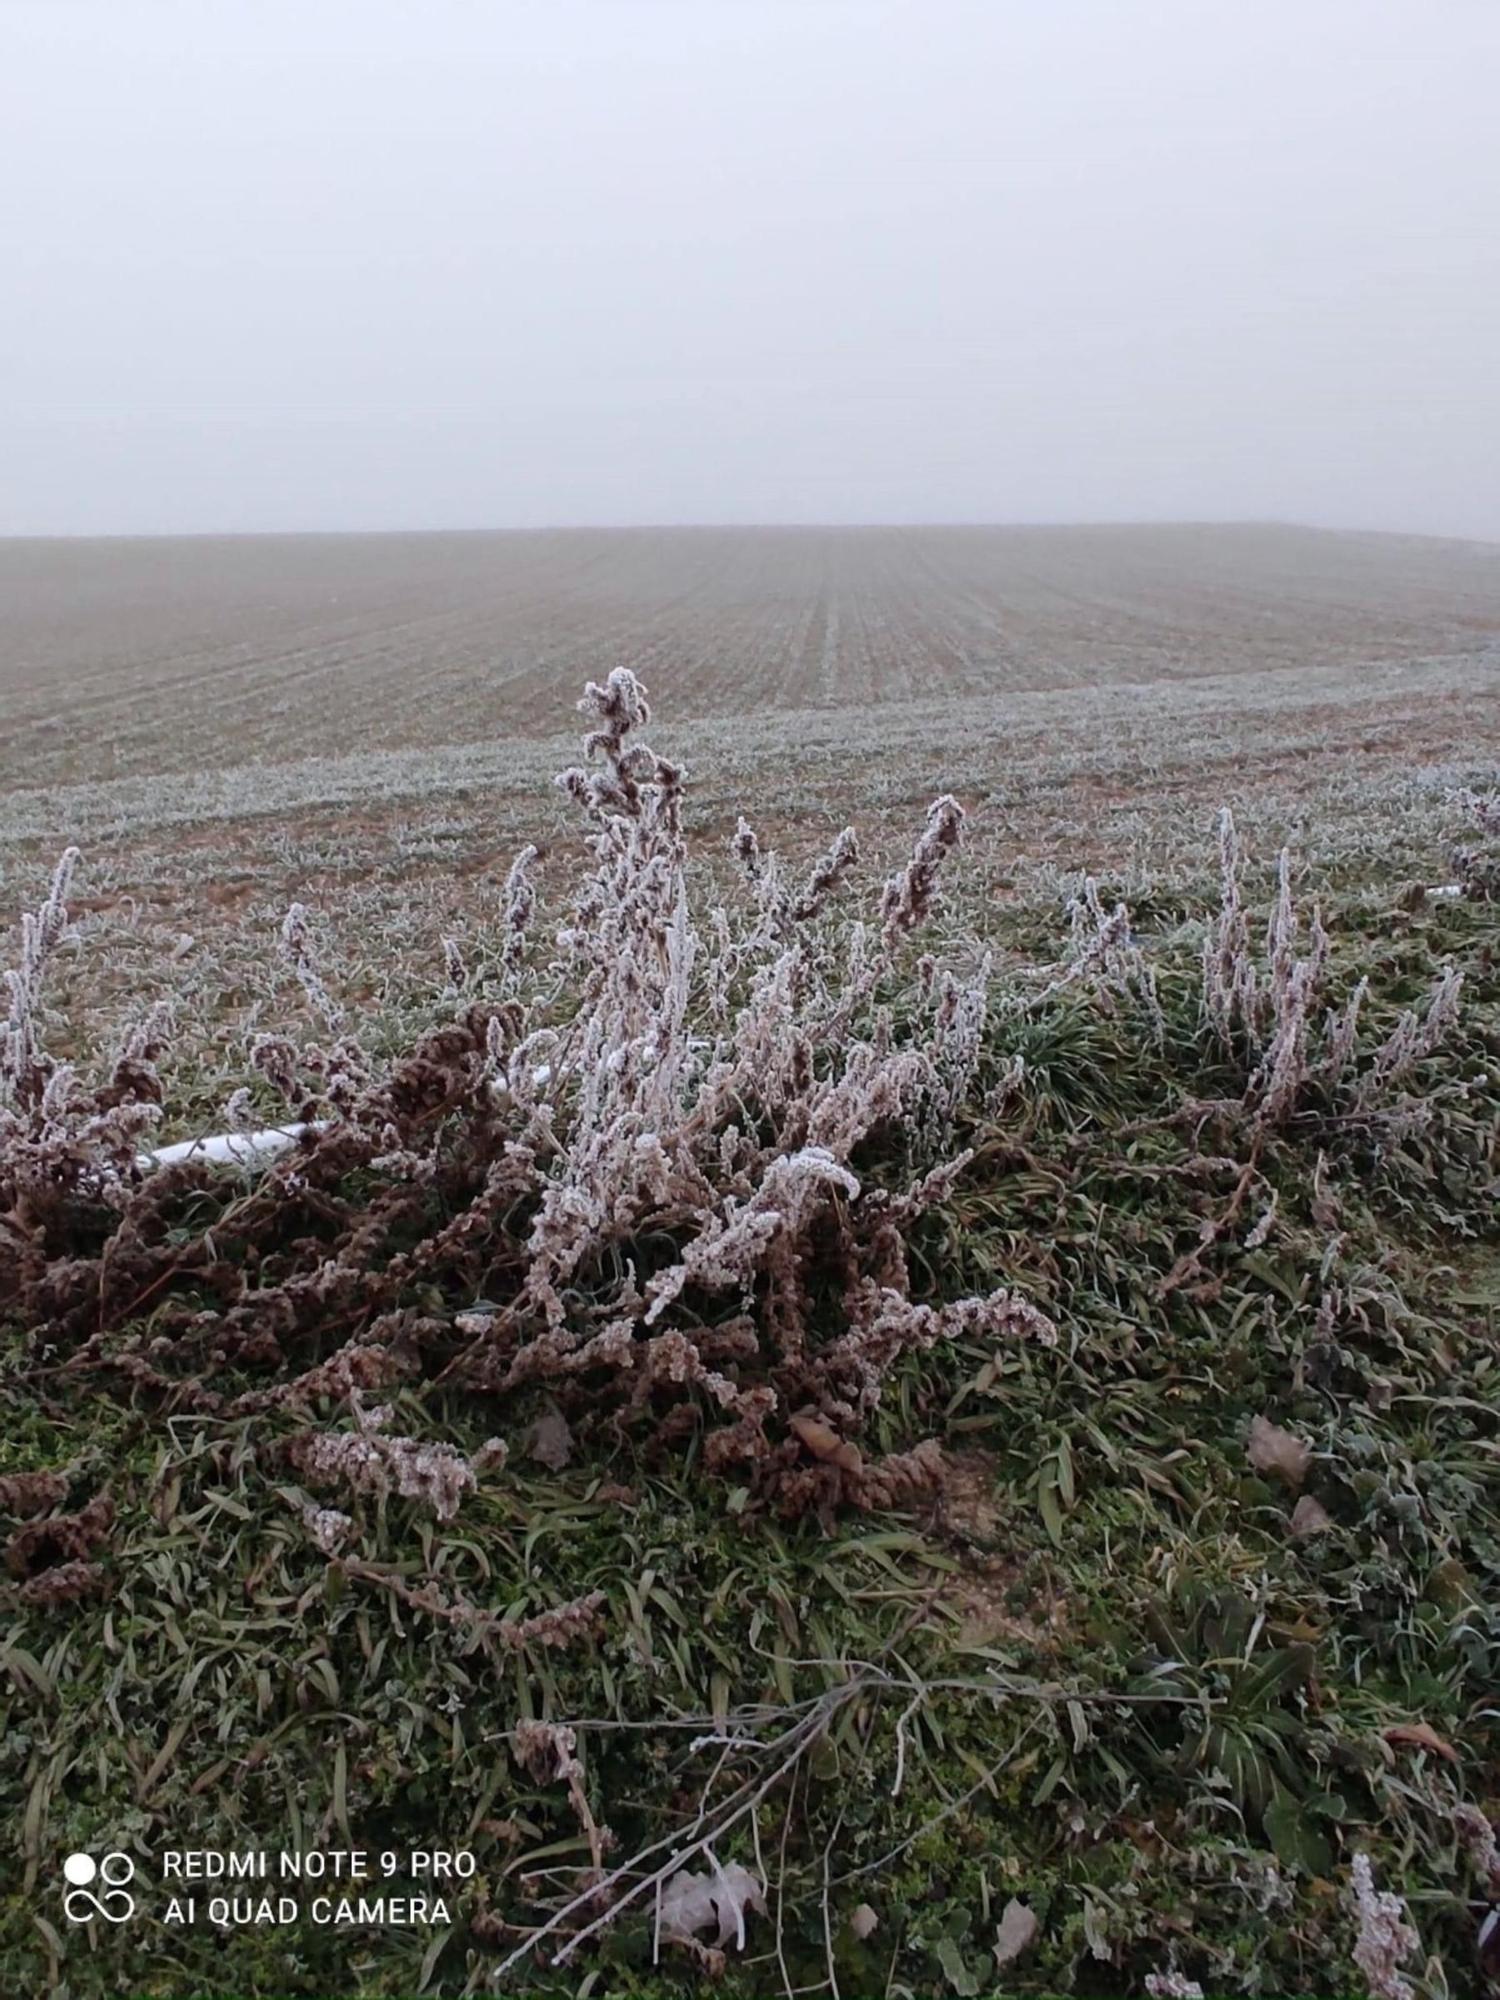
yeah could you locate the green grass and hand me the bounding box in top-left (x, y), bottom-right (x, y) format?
top-left (3, 874), bottom-right (1497, 2000)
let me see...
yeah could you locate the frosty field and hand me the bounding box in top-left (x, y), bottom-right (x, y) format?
top-left (7, 522), bottom-right (1500, 790)
top-left (4, 523), bottom-right (1499, 1036)
top-left (2, 526), bottom-right (1499, 2000)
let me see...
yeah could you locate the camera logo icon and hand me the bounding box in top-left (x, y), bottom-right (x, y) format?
top-left (62, 1852), bottom-right (137, 1923)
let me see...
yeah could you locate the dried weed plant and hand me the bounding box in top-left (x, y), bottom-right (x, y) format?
top-left (1199, 808), bottom-right (1463, 1131)
top-left (1451, 784), bottom-right (1500, 900)
top-left (2, 672), bottom-right (1052, 1519)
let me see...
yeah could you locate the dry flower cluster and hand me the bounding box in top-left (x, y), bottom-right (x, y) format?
top-left (4, 1483), bottom-right (114, 1607)
top-left (286, 1395), bottom-right (508, 1522)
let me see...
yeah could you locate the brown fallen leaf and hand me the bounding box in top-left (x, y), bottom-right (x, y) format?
top-left (993, 1897), bottom-right (1039, 1969)
top-left (789, 1413), bottom-right (862, 1474)
top-left (527, 1407), bottom-right (574, 1472)
top-left (1384, 1721), bottom-right (1459, 1765)
top-left (1247, 1415), bottom-right (1311, 1489)
top-left (1290, 1494), bottom-right (1333, 1538)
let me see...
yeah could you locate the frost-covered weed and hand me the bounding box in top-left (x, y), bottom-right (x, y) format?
top-left (1450, 784), bottom-right (1500, 900)
top-left (1199, 809), bottom-right (1463, 1129)
top-left (1, 673), bottom-right (1050, 1518)
top-left (1347, 1852), bottom-right (1420, 2000)
top-left (1, 848), bottom-right (170, 1268)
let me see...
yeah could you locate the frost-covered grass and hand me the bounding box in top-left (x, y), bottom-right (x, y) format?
top-left (2, 662), bottom-right (1499, 1998)
top-left (2, 649), bottom-right (1495, 851)
top-left (3, 646), bottom-right (1497, 1126)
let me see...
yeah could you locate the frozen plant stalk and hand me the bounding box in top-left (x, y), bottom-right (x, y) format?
top-left (1347, 1853), bottom-right (1419, 2000)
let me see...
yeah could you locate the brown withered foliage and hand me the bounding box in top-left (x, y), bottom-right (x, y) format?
top-left (510, 1718), bottom-right (610, 1873)
top-left (498, 1590), bottom-right (608, 1652)
top-left (0, 1470), bottom-right (70, 1518)
top-left (17, 1559), bottom-right (107, 1605)
top-left (6, 1489), bottom-right (114, 1580)
top-left (1, 673), bottom-right (1056, 1519)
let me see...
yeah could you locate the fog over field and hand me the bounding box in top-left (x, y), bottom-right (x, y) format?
top-left (4, 0), bottom-right (1499, 539)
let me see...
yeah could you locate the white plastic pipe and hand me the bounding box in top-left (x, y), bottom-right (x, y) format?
top-left (136, 1063), bottom-right (557, 1174)
top-left (139, 1123), bottom-right (325, 1172)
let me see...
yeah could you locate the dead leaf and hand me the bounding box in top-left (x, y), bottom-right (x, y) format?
top-left (789, 1413), bottom-right (862, 1474)
top-left (659, 1860), bottom-right (765, 1951)
top-left (993, 1898), bottom-right (1039, 1968)
top-left (0, 1470), bottom-right (70, 1518)
top-left (850, 1903), bottom-right (879, 1941)
top-left (1247, 1415), bottom-right (1311, 1489)
top-left (527, 1407), bottom-right (573, 1472)
top-left (1290, 1495), bottom-right (1332, 1538)
top-left (1384, 1721), bottom-right (1459, 1765)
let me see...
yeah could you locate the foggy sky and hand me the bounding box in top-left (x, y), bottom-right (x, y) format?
top-left (3, 0), bottom-right (1497, 539)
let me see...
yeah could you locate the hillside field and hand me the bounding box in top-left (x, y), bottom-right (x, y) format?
top-left (2, 525), bottom-right (1499, 2000)
top-left (4, 523), bottom-right (1499, 1051)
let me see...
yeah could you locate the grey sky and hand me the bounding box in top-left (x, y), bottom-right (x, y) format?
top-left (3, 0), bottom-right (1497, 538)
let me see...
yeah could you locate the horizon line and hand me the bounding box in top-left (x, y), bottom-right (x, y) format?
top-left (4, 517), bottom-right (1499, 549)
